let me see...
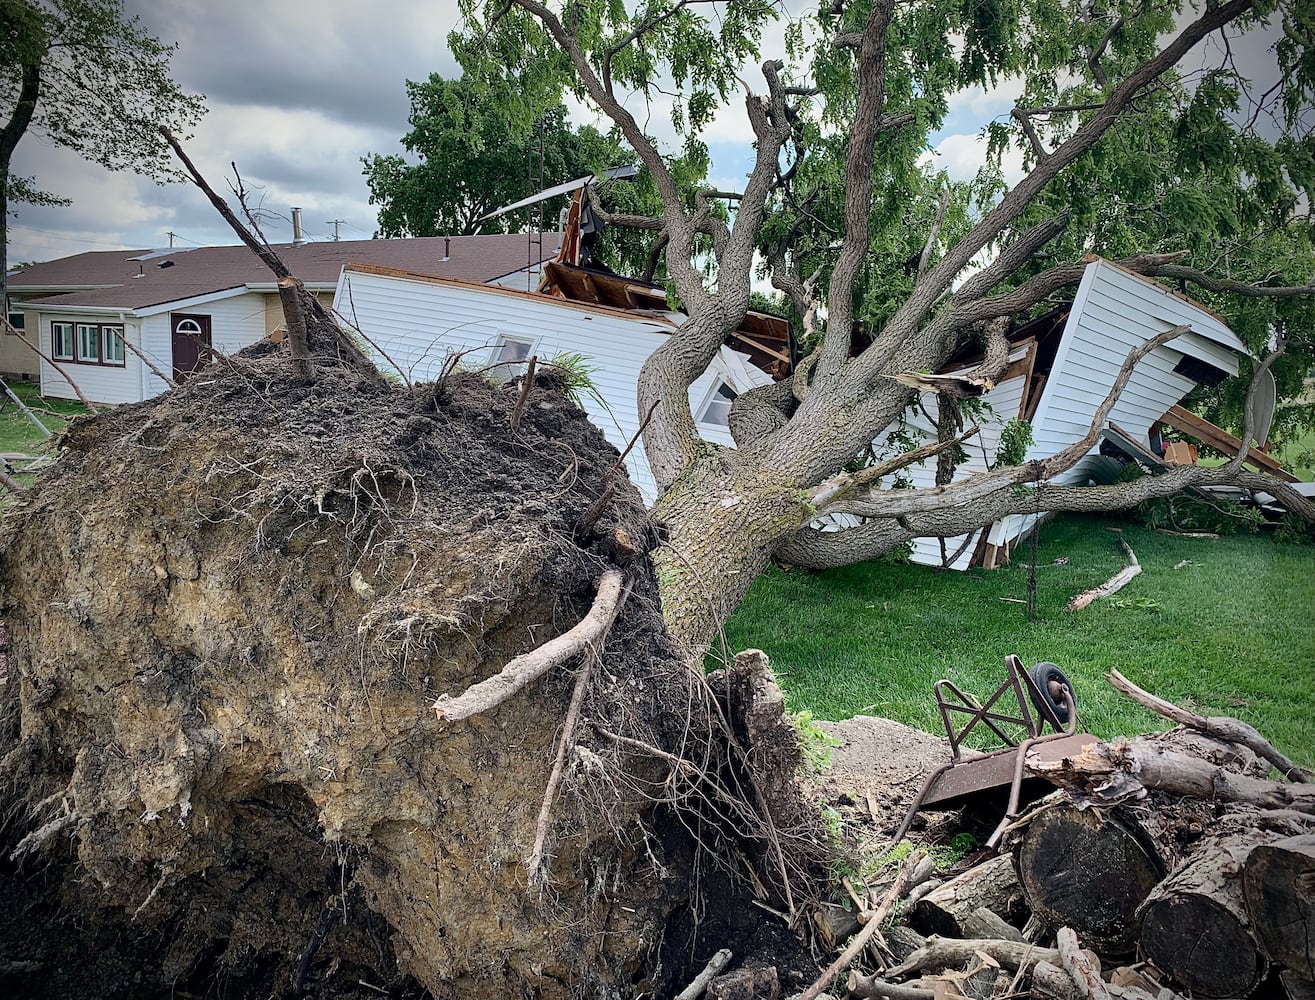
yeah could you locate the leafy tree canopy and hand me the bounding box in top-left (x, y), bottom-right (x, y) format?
top-left (1, 0), bottom-right (204, 297)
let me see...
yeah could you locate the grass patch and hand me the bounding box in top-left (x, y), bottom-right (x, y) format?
top-left (0, 380), bottom-right (86, 456)
top-left (718, 513), bottom-right (1315, 767)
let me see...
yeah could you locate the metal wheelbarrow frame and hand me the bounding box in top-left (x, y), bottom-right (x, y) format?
top-left (893, 654), bottom-right (1093, 848)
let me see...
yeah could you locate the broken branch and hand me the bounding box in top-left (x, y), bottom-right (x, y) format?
top-left (1066, 538), bottom-right (1140, 610)
top-left (1106, 669), bottom-right (1308, 781)
top-left (433, 571), bottom-right (625, 722)
top-left (797, 849), bottom-right (928, 1000)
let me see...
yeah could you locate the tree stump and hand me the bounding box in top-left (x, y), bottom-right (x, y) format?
top-left (1015, 802), bottom-right (1166, 956)
top-left (1242, 834), bottom-right (1315, 980)
top-left (1137, 835), bottom-right (1274, 998)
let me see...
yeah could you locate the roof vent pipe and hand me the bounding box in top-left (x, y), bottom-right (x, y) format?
top-left (443, 237), bottom-right (450, 261)
top-left (291, 207), bottom-right (306, 245)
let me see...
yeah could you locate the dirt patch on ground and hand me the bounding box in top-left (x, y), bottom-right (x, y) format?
top-left (0, 345), bottom-right (822, 999)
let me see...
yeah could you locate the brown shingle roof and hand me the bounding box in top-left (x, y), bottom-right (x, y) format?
top-left (10, 233), bottom-right (564, 312)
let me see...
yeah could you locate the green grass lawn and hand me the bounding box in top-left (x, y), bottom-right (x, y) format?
top-left (718, 514), bottom-right (1315, 766)
top-left (0, 380), bottom-right (86, 457)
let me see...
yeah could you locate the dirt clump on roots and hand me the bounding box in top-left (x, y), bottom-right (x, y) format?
top-left (0, 345), bottom-right (824, 999)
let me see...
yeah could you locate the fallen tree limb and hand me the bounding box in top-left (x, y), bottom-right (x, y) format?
top-left (1107, 669), bottom-right (1308, 782)
top-left (1026, 737), bottom-right (1315, 813)
top-left (886, 936), bottom-right (1060, 978)
top-left (1067, 539), bottom-right (1140, 610)
top-left (434, 571), bottom-right (625, 722)
top-left (675, 948), bottom-right (732, 1000)
top-left (1057, 927), bottom-right (1110, 999)
top-left (845, 974), bottom-right (936, 1000)
top-left (797, 850), bottom-right (928, 1000)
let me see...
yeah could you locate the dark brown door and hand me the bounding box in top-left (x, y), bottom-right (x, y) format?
top-left (171, 313), bottom-right (213, 382)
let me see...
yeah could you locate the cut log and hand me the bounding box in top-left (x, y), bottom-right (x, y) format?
top-left (958, 905), bottom-right (1025, 942)
top-left (1015, 802), bottom-right (1166, 956)
top-left (911, 854), bottom-right (1025, 936)
top-left (1242, 834), bottom-right (1315, 979)
top-left (1136, 835), bottom-right (1275, 998)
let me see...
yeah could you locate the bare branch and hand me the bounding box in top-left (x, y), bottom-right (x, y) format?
top-left (1147, 263), bottom-right (1315, 299)
top-left (810, 424), bottom-right (982, 515)
top-left (1107, 670), bottom-right (1308, 781)
top-left (433, 571), bottom-right (625, 722)
top-left (916, 187), bottom-right (951, 282)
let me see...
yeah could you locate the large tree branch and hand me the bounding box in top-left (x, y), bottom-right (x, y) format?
top-left (854, 0), bottom-right (1255, 380)
top-left (816, 0), bottom-right (898, 377)
top-left (1148, 263), bottom-right (1315, 298)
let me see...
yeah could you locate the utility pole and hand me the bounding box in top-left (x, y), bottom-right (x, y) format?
top-left (165, 230), bottom-right (176, 248)
top-left (325, 219), bottom-right (346, 241)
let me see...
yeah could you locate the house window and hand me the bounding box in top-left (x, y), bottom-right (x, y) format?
top-left (698, 381), bottom-right (738, 427)
top-left (52, 321), bottom-right (75, 360)
top-left (76, 323), bottom-right (100, 362)
top-left (6, 311), bottom-right (23, 333)
top-left (101, 325), bottom-right (126, 366)
top-left (491, 334), bottom-right (535, 369)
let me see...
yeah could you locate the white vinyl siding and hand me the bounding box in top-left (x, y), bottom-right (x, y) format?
top-left (335, 267), bottom-right (771, 503)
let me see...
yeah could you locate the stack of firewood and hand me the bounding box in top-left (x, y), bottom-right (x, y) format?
top-left (781, 671), bottom-right (1314, 1000)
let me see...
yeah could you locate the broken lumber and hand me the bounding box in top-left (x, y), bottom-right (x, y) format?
top-left (1136, 835), bottom-right (1275, 998)
top-left (885, 935), bottom-right (1060, 977)
top-left (1241, 834), bottom-right (1315, 980)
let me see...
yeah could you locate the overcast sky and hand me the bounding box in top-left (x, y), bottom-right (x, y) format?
top-left (6, 1), bottom-right (1284, 267)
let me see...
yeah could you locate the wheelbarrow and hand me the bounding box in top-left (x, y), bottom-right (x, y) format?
top-left (892, 654), bottom-right (1095, 849)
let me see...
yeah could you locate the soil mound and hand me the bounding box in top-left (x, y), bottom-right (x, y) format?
top-left (0, 352), bottom-right (809, 998)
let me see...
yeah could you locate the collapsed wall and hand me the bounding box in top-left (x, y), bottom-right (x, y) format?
top-left (0, 349), bottom-right (816, 999)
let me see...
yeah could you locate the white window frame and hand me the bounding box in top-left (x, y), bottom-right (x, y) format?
top-left (101, 324), bottom-right (126, 366)
top-left (51, 321), bottom-right (75, 361)
top-left (75, 323), bottom-right (100, 363)
top-left (489, 333), bottom-right (536, 375)
top-left (697, 379), bottom-right (738, 428)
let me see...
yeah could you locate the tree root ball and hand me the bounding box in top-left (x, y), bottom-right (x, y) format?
top-left (0, 356), bottom-right (812, 998)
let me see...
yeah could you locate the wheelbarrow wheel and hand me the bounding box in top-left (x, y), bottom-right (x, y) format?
top-left (1029, 661), bottom-right (1075, 724)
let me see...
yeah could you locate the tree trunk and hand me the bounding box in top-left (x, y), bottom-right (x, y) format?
top-left (1137, 834), bottom-right (1276, 998)
top-left (1015, 801), bottom-right (1168, 957)
top-left (1242, 834), bottom-right (1315, 980)
top-left (650, 455), bottom-right (812, 655)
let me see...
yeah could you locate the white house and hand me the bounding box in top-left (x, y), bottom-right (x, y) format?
top-left (885, 257), bottom-right (1256, 568)
top-left (333, 262), bottom-right (779, 503)
top-left (7, 234), bottom-right (563, 403)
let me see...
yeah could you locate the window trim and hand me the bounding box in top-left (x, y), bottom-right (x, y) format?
top-left (696, 379), bottom-right (739, 428)
top-left (487, 333), bottom-right (537, 382)
top-left (101, 324), bottom-right (126, 367)
top-left (51, 321), bottom-right (75, 361)
top-left (52, 320), bottom-right (131, 367)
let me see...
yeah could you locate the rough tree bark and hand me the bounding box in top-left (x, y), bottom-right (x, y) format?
top-left (1136, 835), bottom-right (1277, 998)
top-left (1242, 834), bottom-right (1315, 980)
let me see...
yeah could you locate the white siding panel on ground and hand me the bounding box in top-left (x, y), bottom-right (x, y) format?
top-left (335, 269), bottom-right (769, 504)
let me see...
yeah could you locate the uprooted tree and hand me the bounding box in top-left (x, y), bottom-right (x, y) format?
top-left (449, 0), bottom-right (1315, 652)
